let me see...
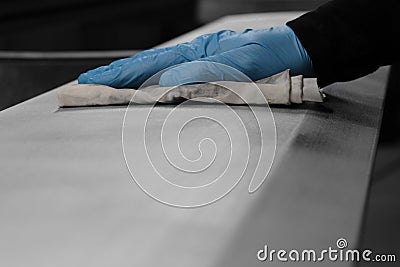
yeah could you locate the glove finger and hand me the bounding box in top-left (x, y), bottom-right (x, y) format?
top-left (78, 47), bottom-right (179, 85)
top-left (176, 30), bottom-right (254, 57)
top-left (159, 44), bottom-right (282, 87)
top-left (108, 46), bottom-right (177, 68)
top-left (77, 66), bottom-right (112, 84)
top-left (78, 47), bottom-right (195, 88)
top-left (158, 61), bottom-right (251, 87)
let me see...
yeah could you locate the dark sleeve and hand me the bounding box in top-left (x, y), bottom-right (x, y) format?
top-left (287, 0), bottom-right (399, 87)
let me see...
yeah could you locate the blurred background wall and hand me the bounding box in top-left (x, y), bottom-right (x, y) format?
top-left (0, 0), bottom-right (330, 51)
top-left (0, 0), bottom-right (198, 51)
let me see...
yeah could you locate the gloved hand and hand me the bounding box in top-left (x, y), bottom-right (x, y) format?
top-left (78, 25), bottom-right (314, 88)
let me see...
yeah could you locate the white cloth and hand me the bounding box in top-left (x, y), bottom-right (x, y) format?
top-left (58, 70), bottom-right (324, 107)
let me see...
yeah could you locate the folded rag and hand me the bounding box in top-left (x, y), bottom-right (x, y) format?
top-left (58, 70), bottom-right (324, 107)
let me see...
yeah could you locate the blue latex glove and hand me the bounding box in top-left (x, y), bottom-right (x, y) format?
top-left (78, 25), bottom-right (314, 88)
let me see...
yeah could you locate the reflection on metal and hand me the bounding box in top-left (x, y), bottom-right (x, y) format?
top-left (0, 50), bottom-right (139, 60)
